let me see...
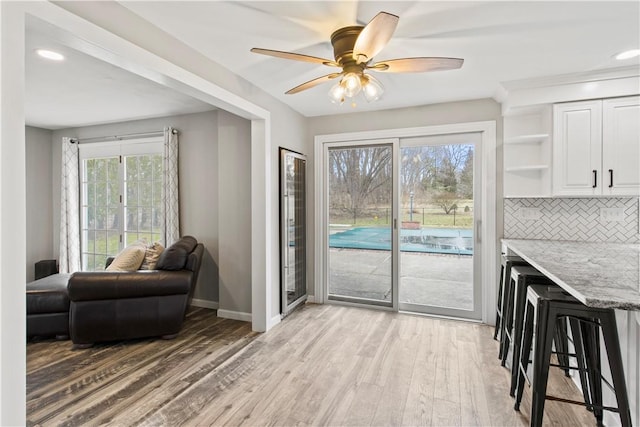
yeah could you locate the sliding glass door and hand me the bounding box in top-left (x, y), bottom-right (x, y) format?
top-left (398, 134), bottom-right (481, 320)
top-left (326, 141), bottom-right (398, 308)
top-left (323, 133), bottom-right (481, 320)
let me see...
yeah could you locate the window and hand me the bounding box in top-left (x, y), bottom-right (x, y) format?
top-left (79, 138), bottom-right (163, 271)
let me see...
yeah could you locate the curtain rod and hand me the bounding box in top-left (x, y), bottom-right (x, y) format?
top-left (71, 128), bottom-right (177, 144)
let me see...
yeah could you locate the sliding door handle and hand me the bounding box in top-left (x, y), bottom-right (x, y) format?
top-left (476, 220), bottom-right (482, 244)
top-left (608, 169), bottom-right (613, 188)
top-left (592, 170), bottom-right (597, 188)
top-left (283, 194), bottom-right (289, 269)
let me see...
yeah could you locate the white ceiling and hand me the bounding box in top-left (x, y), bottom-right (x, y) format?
top-left (25, 16), bottom-right (215, 130)
top-left (25, 1), bottom-right (640, 128)
top-left (120, 1), bottom-right (640, 116)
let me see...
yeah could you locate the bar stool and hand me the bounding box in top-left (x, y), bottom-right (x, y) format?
top-left (514, 284), bottom-right (632, 427)
top-left (499, 265), bottom-right (553, 368)
top-left (494, 254), bottom-right (528, 341)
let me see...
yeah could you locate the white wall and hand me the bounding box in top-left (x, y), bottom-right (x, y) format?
top-left (0, 3), bottom-right (27, 423)
top-left (218, 110), bottom-right (252, 318)
top-left (51, 110), bottom-right (220, 303)
top-left (25, 126), bottom-right (53, 282)
top-left (306, 98), bottom-right (503, 297)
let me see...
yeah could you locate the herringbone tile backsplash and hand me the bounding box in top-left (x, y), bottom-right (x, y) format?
top-left (504, 198), bottom-right (639, 243)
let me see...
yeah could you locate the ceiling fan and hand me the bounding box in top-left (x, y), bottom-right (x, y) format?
top-left (251, 11), bottom-right (464, 105)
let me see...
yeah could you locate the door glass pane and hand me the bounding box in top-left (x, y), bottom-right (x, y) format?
top-left (399, 143), bottom-right (474, 311)
top-left (81, 156), bottom-right (120, 271)
top-left (283, 154), bottom-right (306, 309)
top-left (124, 153), bottom-right (164, 245)
top-left (328, 145), bottom-right (392, 305)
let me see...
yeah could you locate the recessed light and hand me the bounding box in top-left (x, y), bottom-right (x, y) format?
top-left (615, 49), bottom-right (640, 60)
top-left (35, 49), bottom-right (64, 61)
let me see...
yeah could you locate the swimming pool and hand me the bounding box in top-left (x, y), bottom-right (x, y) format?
top-left (329, 226), bottom-right (473, 255)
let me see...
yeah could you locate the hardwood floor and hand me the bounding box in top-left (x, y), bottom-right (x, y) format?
top-left (27, 304), bottom-right (596, 426)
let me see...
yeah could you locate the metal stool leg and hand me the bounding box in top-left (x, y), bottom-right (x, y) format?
top-left (554, 318), bottom-right (571, 377)
top-left (568, 318), bottom-right (593, 412)
top-left (600, 312), bottom-right (632, 427)
top-left (582, 320), bottom-right (604, 425)
top-left (514, 297), bottom-right (534, 411)
top-left (494, 263), bottom-right (505, 340)
top-left (530, 302), bottom-right (556, 427)
top-left (499, 275), bottom-right (515, 364)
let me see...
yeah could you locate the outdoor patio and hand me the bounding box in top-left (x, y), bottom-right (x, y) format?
top-left (329, 247), bottom-right (474, 310)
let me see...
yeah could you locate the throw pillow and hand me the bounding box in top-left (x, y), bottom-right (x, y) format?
top-left (172, 235), bottom-right (197, 253)
top-left (106, 242), bottom-right (146, 271)
top-left (155, 245), bottom-right (187, 271)
top-left (140, 241), bottom-right (164, 270)
top-left (155, 236), bottom-right (197, 271)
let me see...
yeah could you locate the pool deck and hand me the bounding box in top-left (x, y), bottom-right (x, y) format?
top-left (329, 247), bottom-right (473, 311)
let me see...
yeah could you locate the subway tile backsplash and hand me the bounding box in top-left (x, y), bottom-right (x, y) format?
top-left (503, 197), bottom-right (639, 243)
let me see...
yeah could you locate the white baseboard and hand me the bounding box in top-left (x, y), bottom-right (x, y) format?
top-left (190, 299), bottom-right (219, 310)
top-left (306, 295), bottom-right (317, 304)
top-left (217, 309), bottom-right (252, 323)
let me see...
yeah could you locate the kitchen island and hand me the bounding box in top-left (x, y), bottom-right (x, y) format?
top-left (502, 239), bottom-right (640, 426)
top-left (502, 239), bottom-right (640, 310)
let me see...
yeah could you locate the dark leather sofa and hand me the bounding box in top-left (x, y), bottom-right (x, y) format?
top-left (27, 273), bottom-right (72, 339)
top-left (67, 236), bottom-right (204, 345)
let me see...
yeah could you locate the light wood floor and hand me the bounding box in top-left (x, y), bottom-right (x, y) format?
top-left (27, 304), bottom-right (596, 426)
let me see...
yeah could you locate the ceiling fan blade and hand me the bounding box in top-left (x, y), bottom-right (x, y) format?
top-left (250, 48), bottom-right (339, 67)
top-left (352, 12), bottom-right (399, 64)
top-left (285, 73), bottom-right (342, 94)
top-left (368, 57), bottom-right (464, 73)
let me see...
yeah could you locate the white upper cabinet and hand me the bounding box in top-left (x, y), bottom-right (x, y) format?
top-left (553, 100), bottom-right (602, 196)
top-left (602, 97), bottom-right (640, 195)
top-left (553, 96), bottom-right (639, 196)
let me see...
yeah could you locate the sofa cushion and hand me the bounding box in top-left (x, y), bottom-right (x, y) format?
top-left (106, 243), bottom-right (146, 271)
top-left (155, 236), bottom-right (197, 271)
top-left (27, 273), bottom-right (72, 314)
top-left (140, 241), bottom-right (164, 270)
top-left (68, 270), bottom-right (192, 300)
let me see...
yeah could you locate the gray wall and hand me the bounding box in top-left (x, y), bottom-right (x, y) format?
top-left (54, 0), bottom-right (310, 322)
top-left (306, 98), bottom-right (503, 296)
top-left (25, 126), bottom-right (54, 282)
top-left (51, 110), bottom-right (220, 303)
top-left (218, 110), bottom-right (252, 315)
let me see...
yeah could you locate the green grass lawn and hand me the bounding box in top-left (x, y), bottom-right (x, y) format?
top-left (329, 200), bottom-right (474, 228)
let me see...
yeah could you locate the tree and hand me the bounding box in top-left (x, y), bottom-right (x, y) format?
top-left (458, 147), bottom-right (474, 198)
top-left (329, 147), bottom-right (391, 223)
top-left (433, 191), bottom-right (459, 215)
top-left (436, 155), bottom-right (457, 193)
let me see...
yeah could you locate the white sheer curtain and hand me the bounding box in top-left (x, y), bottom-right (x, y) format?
top-left (163, 127), bottom-right (180, 245)
top-left (59, 137), bottom-right (81, 273)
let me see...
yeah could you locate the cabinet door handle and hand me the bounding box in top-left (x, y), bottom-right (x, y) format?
top-left (592, 170), bottom-right (597, 188)
top-left (608, 169), bottom-right (613, 188)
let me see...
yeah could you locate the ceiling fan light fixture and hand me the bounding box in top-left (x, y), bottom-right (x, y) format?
top-left (328, 82), bottom-right (346, 104)
top-left (342, 72), bottom-right (362, 97)
top-left (361, 74), bottom-right (384, 103)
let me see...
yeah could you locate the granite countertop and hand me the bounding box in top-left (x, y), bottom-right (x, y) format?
top-left (502, 239), bottom-right (640, 311)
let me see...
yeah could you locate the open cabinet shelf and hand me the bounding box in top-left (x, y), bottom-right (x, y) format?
top-left (503, 105), bottom-right (552, 197)
top-left (505, 165), bottom-right (549, 172)
top-left (504, 134), bottom-right (549, 145)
